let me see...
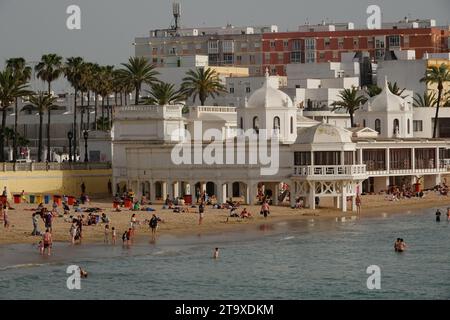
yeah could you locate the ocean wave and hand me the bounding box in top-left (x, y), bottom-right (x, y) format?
top-left (0, 263), bottom-right (48, 271)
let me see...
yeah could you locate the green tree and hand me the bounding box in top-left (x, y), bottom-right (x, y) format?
top-left (331, 87), bottom-right (367, 127)
top-left (64, 57), bottom-right (84, 160)
top-left (412, 91), bottom-right (437, 108)
top-left (420, 63), bottom-right (450, 138)
top-left (119, 57), bottom-right (159, 105)
top-left (0, 69), bottom-right (29, 162)
top-left (6, 58), bottom-right (32, 161)
top-left (365, 84), bottom-right (382, 97)
top-left (181, 67), bottom-right (226, 106)
top-left (143, 82), bottom-right (186, 105)
top-left (387, 81), bottom-right (408, 98)
top-left (28, 92), bottom-right (57, 162)
top-left (35, 54), bottom-right (63, 95)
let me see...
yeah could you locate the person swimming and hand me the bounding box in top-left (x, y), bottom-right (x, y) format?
top-left (80, 267), bottom-right (88, 278)
top-left (397, 238), bottom-right (406, 252)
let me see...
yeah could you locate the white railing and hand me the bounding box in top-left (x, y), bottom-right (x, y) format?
top-left (293, 165), bottom-right (367, 177)
top-left (196, 106), bottom-right (237, 113)
top-left (0, 162), bottom-right (111, 172)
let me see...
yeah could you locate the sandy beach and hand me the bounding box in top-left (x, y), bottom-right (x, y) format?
top-left (0, 192), bottom-right (449, 245)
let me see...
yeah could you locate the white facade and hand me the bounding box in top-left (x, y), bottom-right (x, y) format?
top-left (356, 78), bottom-right (414, 139)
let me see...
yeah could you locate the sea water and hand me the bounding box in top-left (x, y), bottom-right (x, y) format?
top-left (0, 208), bottom-right (449, 299)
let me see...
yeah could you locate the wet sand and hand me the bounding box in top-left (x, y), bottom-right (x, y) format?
top-left (0, 192), bottom-right (449, 245)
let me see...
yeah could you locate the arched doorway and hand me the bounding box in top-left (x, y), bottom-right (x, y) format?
top-left (206, 182), bottom-right (216, 197)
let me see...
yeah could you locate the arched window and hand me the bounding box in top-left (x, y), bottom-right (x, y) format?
top-left (375, 119), bottom-right (381, 134)
top-left (393, 119), bottom-right (400, 135)
top-left (407, 119), bottom-right (410, 134)
top-left (240, 117), bottom-right (243, 129)
top-left (253, 116), bottom-right (259, 133)
top-left (290, 116), bottom-right (294, 134)
top-left (273, 116), bottom-right (281, 130)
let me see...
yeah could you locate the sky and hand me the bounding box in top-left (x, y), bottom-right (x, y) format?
top-left (0, 0), bottom-right (449, 91)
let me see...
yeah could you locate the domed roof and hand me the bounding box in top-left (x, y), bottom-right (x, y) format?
top-left (368, 77), bottom-right (407, 112)
top-left (246, 69), bottom-right (294, 109)
top-left (295, 123), bottom-right (352, 144)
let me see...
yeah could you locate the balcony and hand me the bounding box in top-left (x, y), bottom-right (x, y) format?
top-left (293, 165), bottom-right (367, 180)
top-left (364, 159), bottom-right (450, 176)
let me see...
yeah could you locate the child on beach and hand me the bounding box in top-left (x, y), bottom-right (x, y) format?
top-left (104, 225), bottom-right (110, 244)
top-left (38, 241), bottom-right (44, 255)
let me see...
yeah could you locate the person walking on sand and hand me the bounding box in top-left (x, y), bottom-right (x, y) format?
top-left (3, 205), bottom-right (9, 229)
top-left (81, 182), bottom-right (86, 194)
top-left (198, 202), bottom-right (205, 225)
top-left (42, 229), bottom-right (52, 256)
top-left (2, 186), bottom-right (7, 197)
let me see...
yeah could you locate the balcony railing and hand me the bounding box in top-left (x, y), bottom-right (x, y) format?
top-left (293, 165), bottom-right (367, 178)
top-left (0, 162), bottom-right (111, 172)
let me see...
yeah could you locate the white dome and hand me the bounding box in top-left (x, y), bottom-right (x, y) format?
top-left (246, 71), bottom-right (294, 109)
top-left (369, 78), bottom-right (407, 112)
top-left (295, 123), bottom-right (352, 144)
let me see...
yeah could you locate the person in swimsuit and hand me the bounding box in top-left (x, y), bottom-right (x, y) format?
top-left (42, 228), bottom-right (52, 256)
top-left (213, 248), bottom-right (219, 259)
top-left (104, 224), bottom-right (110, 244)
top-left (111, 227), bottom-right (116, 245)
top-left (447, 207), bottom-right (450, 222)
top-left (261, 202), bottom-right (270, 219)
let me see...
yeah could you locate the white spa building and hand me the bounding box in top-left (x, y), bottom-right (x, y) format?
top-left (112, 72), bottom-right (450, 212)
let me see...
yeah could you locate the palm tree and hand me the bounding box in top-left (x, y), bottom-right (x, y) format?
top-left (143, 82), bottom-right (186, 105)
top-left (28, 92), bottom-right (57, 162)
top-left (98, 66), bottom-right (114, 128)
top-left (6, 58), bottom-right (32, 161)
top-left (331, 87), bottom-right (367, 127)
top-left (181, 67), bottom-right (226, 106)
top-left (365, 84), bottom-right (382, 97)
top-left (387, 81), bottom-right (408, 98)
top-left (3, 127), bottom-right (14, 147)
top-left (413, 91), bottom-right (437, 108)
top-left (420, 63), bottom-right (450, 138)
top-left (119, 57), bottom-right (159, 105)
top-left (35, 54), bottom-right (63, 95)
top-left (0, 69), bottom-right (29, 162)
top-left (64, 57), bottom-right (84, 160)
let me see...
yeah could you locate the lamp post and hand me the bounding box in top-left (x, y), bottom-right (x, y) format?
top-left (83, 130), bottom-right (89, 162)
top-left (67, 131), bottom-right (73, 162)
